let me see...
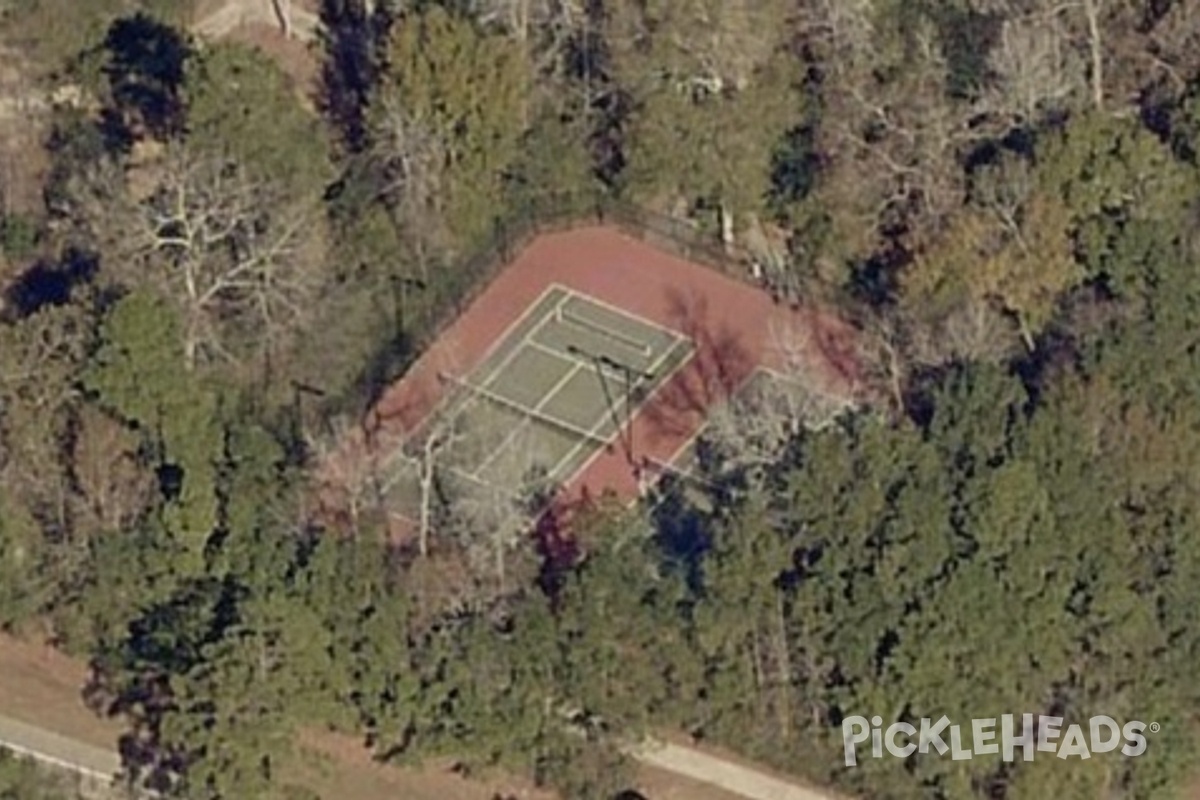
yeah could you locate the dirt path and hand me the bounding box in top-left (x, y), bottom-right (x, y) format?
top-left (0, 635), bottom-right (124, 751)
top-left (632, 739), bottom-right (843, 800)
top-left (0, 713), bottom-right (840, 800)
top-left (0, 714), bottom-right (121, 797)
top-left (0, 632), bottom-right (842, 800)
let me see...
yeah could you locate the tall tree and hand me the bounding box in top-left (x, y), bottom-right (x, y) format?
top-left (84, 291), bottom-right (222, 569)
top-left (606, 0), bottom-right (799, 243)
top-left (901, 182), bottom-right (1081, 350)
top-left (370, 6), bottom-right (531, 249)
top-left (183, 42), bottom-right (333, 196)
top-left (73, 149), bottom-right (325, 370)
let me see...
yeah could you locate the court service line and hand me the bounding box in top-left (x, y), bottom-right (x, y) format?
top-left (459, 283), bottom-right (656, 479)
top-left (409, 288), bottom-right (563, 408)
top-left (558, 306), bottom-right (653, 357)
top-left (399, 284), bottom-right (639, 454)
top-left (526, 337), bottom-right (632, 384)
top-left (438, 371), bottom-right (612, 448)
top-left (475, 289), bottom-right (571, 394)
top-left (551, 282), bottom-right (685, 340)
top-left (470, 357), bottom-right (588, 479)
top-left (460, 285), bottom-right (561, 388)
top-left (383, 289), bottom-right (573, 484)
top-left (378, 339), bottom-right (572, 495)
top-left (388, 285), bottom-right (680, 501)
top-left (377, 383), bottom-right (483, 490)
top-left (453, 289), bottom-right (585, 479)
top-left (546, 331), bottom-right (691, 483)
top-left (476, 285), bottom-right (673, 484)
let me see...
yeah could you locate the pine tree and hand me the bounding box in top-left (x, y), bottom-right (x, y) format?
top-left (85, 291), bottom-right (222, 572)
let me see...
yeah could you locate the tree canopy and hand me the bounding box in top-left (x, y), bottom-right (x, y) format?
top-left (3, 1), bottom-right (1200, 799)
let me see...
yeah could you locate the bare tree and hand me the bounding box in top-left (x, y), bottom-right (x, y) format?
top-left (69, 405), bottom-right (154, 535)
top-left (801, 7), bottom-right (990, 252)
top-left (910, 297), bottom-right (1019, 366)
top-left (906, 143), bottom-right (1079, 352)
top-left (701, 320), bottom-right (854, 483)
top-left (0, 305), bottom-right (87, 536)
top-left (1142, 0), bottom-right (1200, 92)
top-left (309, 415), bottom-right (386, 537)
top-left (795, 0), bottom-right (877, 78)
top-left (765, 318), bottom-right (859, 423)
top-left (387, 408), bottom-right (472, 558)
top-left (467, 0), bottom-right (586, 72)
top-left (971, 151), bottom-right (1035, 240)
top-left (1080, 0), bottom-right (1105, 110)
top-left (637, 0), bottom-right (788, 94)
top-left (74, 149), bottom-right (325, 369)
top-left (701, 377), bottom-right (807, 481)
top-left (270, 0), bottom-right (293, 38)
top-left (855, 312), bottom-right (911, 416)
top-left (438, 420), bottom-right (557, 595)
top-left (985, 7), bottom-right (1082, 122)
top-left (369, 96), bottom-right (450, 269)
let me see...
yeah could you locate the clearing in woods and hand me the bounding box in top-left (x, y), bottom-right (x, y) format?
top-left (327, 225), bottom-right (860, 527)
top-left (379, 284), bottom-right (692, 528)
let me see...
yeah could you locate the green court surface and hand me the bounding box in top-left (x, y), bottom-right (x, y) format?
top-left (381, 285), bottom-right (693, 523)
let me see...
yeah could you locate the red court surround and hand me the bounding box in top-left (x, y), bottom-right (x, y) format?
top-left (319, 226), bottom-right (862, 531)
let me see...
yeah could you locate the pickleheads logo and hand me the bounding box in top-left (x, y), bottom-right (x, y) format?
top-left (842, 715), bottom-right (1157, 766)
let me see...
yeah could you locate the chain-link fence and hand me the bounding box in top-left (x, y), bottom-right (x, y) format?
top-left (322, 193), bottom-right (767, 430)
top-left (410, 193), bottom-right (759, 359)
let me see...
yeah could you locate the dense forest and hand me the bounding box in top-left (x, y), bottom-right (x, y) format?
top-left (3, 0), bottom-right (1200, 798)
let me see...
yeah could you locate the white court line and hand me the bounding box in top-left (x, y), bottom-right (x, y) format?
top-left (470, 358), bottom-right (587, 479)
top-left (546, 331), bottom-right (691, 483)
top-left (382, 288), bottom-right (570, 480)
top-left (454, 280), bottom-right (671, 481)
top-left (439, 371), bottom-right (611, 447)
top-left (649, 370), bottom-right (763, 474)
top-left (475, 289), bottom-right (569, 392)
top-left (526, 337), bottom-right (632, 385)
top-left (464, 285), bottom-right (658, 482)
top-left (389, 283), bottom-right (685, 497)
top-left (539, 284), bottom-right (701, 483)
top-left (558, 306), bottom-right (653, 357)
top-left (387, 287), bottom-right (564, 454)
top-left (464, 284), bottom-right (562, 388)
top-left (551, 281), bottom-right (685, 340)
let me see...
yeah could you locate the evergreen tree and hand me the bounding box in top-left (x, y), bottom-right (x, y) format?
top-left (84, 291), bottom-right (222, 572)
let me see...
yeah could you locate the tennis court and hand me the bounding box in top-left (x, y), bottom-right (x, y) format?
top-left (381, 285), bottom-right (693, 522)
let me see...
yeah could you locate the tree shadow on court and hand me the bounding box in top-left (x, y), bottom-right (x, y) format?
top-left (638, 288), bottom-right (757, 443)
